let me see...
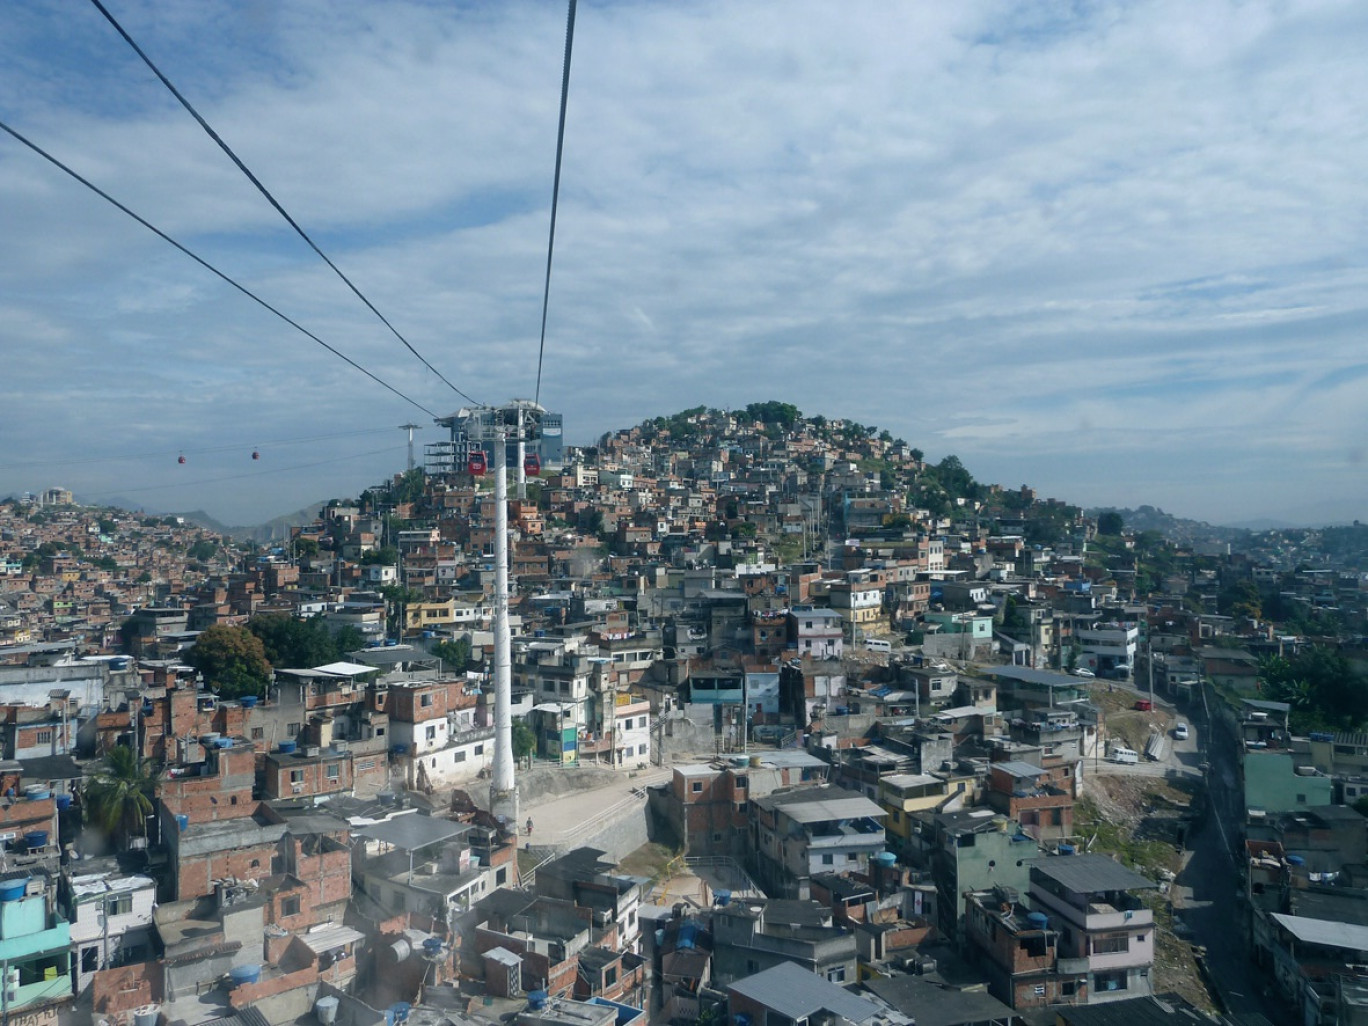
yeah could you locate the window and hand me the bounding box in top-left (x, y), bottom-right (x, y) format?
top-left (287, 722), bottom-right (301, 737)
top-left (692, 781), bottom-right (703, 793)
top-left (474, 744), bottom-right (484, 756)
top-left (1093, 934), bottom-right (1130, 954)
top-left (281, 895), bottom-right (301, 917)
top-left (82, 947), bottom-right (99, 973)
top-left (826, 967), bottom-right (846, 983)
top-left (454, 751), bottom-right (467, 762)
top-left (327, 763), bottom-right (340, 780)
top-left (426, 725), bottom-right (437, 741)
top-left (290, 769), bottom-right (304, 784)
top-left (36, 730), bottom-right (52, 745)
top-left (1062, 981), bottom-right (1078, 997)
top-left (420, 693), bottom-right (433, 708)
top-left (605, 967), bottom-right (618, 986)
top-left (822, 854), bottom-right (834, 865)
top-left (251, 726), bottom-right (264, 740)
top-left (1033, 984), bottom-right (1046, 996)
top-left (106, 893), bottom-right (133, 917)
top-left (1296, 793), bottom-right (1307, 803)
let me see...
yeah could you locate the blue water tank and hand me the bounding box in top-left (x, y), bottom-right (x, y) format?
top-left (23, 831), bottom-right (47, 850)
top-left (278, 740), bottom-right (297, 754)
top-left (229, 964), bottom-right (261, 987)
top-left (1058, 844), bottom-right (1076, 855)
top-left (528, 991), bottom-right (549, 1011)
top-left (240, 695), bottom-right (259, 708)
top-left (877, 851), bottom-right (898, 866)
top-left (390, 1002), bottom-right (411, 1024)
top-left (55, 794), bottom-right (72, 811)
top-left (215, 738), bottom-right (233, 749)
top-left (175, 814), bottom-right (190, 832)
top-left (714, 890), bottom-right (732, 907)
top-left (1027, 912), bottom-right (1049, 929)
top-left (1287, 854), bottom-right (1306, 866)
top-left (0, 878), bottom-right (27, 902)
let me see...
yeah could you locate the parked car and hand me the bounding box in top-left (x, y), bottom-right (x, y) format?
top-left (1134, 699), bottom-right (1153, 711)
top-left (1072, 667), bottom-right (1095, 677)
top-left (1173, 723), bottom-right (1190, 741)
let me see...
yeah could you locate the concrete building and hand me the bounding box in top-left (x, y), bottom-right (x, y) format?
top-left (749, 786), bottom-right (886, 899)
top-left (1028, 854), bottom-right (1158, 1003)
top-left (64, 866), bottom-right (156, 994)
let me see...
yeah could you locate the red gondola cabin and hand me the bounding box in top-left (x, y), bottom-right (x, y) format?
top-left (467, 450), bottom-right (487, 476)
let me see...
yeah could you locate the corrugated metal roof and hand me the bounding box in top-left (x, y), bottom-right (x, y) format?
top-left (356, 815), bottom-right (468, 851)
top-left (1271, 913), bottom-right (1368, 951)
top-left (777, 795), bottom-right (885, 824)
top-left (1031, 853), bottom-right (1157, 893)
top-left (993, 760), bottom-right (1047, 778)
top-left (727, 960), bottom-right (880, 1023)
top-left (299, 923), bottom-right (365, 953)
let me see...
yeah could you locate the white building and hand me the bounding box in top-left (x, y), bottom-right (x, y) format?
top-left (66, 870), bottom-right (157, 994)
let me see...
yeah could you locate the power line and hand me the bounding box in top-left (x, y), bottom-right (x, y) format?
top-left (0, 116), bottom-right (439, 419)
top-left (88, 0), bottom-right (481, 408)
top-left (534, 0), bottom-right (578, 408)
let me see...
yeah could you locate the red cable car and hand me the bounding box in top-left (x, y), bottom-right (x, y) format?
top-left (467, 450), bottom-right (487, 476)
top-left (177, 454), bottom-right (186, 465)
top-left (523, 453), bottom-right (541, 476)
top-left (251, 449), bottom-right (260, 461)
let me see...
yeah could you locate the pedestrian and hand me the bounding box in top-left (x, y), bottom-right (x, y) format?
top-left (526, 817), bottom-right (533, 836)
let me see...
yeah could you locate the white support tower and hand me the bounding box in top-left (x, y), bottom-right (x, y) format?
top-left (489, 426), bottom-right (518, 822)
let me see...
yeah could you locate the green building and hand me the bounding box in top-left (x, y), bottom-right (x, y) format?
top-left (0, 872), bottom-right (73, 1017)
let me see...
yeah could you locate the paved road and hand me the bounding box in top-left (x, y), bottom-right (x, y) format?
top-left (521, 766), bottom-right (671, 848)
top-left (1169, 683), bottom-right (1288, 1020)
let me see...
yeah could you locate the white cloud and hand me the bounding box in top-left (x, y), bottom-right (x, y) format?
top-left (0, 0), bottom-right (1366, 523)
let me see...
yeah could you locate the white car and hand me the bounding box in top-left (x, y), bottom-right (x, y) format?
top-left (1072, 667), bottom-right (1095, 677)
top-left (1174, 723), bottom-right (1190, 741)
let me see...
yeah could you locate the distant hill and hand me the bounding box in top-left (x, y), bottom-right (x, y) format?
top-left (179, 504), bottom-right (324, 544)
top-left (1088, 504), bottom-right (1252, 547)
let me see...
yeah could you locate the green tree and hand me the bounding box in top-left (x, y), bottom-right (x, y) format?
top-left (295, 537), bottom-right (320, 559)
top-left (98, 517), bottom-right (118, 535)
top-left (432, 637), bottom-right (471, 672)
top-left (187, 624), bottom-right (273, 699)
top-left (360, 545), bottom-right (399, 566)
top-left (512, 720), bottom-right (537, 764)
top-left (84, 746), bottom-right (156, 848)
top-left (334, 625), bottom-right (365, 655)
top-left (188, 539), bottom-right (218, 561)
top-left (379, 584), bottom-right (424, 640)
top-left (1097, 511), bottom-right (1124, 535)
top-left (248, 614), bottom-right (339, 668)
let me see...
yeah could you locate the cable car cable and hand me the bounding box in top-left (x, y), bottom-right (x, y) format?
top-left (83, 445), bottom-right (407, 499)
top-left (87, 0), bottom-right (481, 408)
top-left (0, 426), bottom-right (396, 472)
top-left (0, 116), bottom-right (439, 420)
top-left (533, 0), bottom-right (578, 408)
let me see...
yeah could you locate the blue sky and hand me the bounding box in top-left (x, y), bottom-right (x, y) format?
top-left (2, 0), bottom-right (1365, 527)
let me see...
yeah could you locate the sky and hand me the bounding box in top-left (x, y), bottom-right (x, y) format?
top-left (2, 0), bottom-right (1366, 528)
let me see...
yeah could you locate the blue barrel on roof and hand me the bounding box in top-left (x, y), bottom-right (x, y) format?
top-left (23, 832), bottom-right (46, 850)
top-left (0, 878), bottom-right (28, 902)
top-left (713, 890), bottom-right (731, 907)
top-left (215, 738), bottom-right (233, 749)
top-left (240, 695), bottom-right (259, 708)
top-left (55, 794), bottom-right (72, 811)
top-left (278, 740), bottom-right (297, 754)
top-left (1287, 854), bottom-right (1306, 866)
top-left (528, 992), bottom-right (549, 1011)
top-left (1058, 843), bottom-right (1075, 855)
top-left (1027, 912), bottom-right (1049, 929)
top-left (877, 852), bottom-right (897, 866)
top-left (175, 814), bottom-right (189, 832)
top-left (229, 964), bottom-right (260, 987)
top-left (423, 937), bottom-right (443, 956)
top-left (389, 1002), bottom-right (411, 1024)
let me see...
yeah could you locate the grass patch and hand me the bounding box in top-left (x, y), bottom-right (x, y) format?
top-left (1075, 796), bottom-right (1182, 877)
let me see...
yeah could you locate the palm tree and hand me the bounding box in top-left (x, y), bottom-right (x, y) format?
top-left (84, 745), bottom-right (156, 848)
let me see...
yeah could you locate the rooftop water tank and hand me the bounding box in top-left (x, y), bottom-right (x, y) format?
top-left (877, 851), bottom-right (898, 866)
top-left (1058, 844), bottom-right (1076, 856)
top-left (0, 877), bottom-right (28, 902)
top-left (175, 814), bottom-right (189, 832)
top-left (1027, 912), bottom-right (1049, 929)
top-left (1287, 854), bottom-right (1306, 866)
top-left (528, 991), bottom-right (549, 1011)
top-left (23, 831), bottom-right (47, 850)
top-left (55, 794), bottom-right (72, 811)
top-left (229, 964), bottom-right (261, 987)
top-left (240, 696), bottom-right (259, 708)
top-left (315, 996), bottom-right (340, 1026)
top-left (277, 740), bottom-right (297, 754)
top-left (132, 1004), bottom-right (160, 1026)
